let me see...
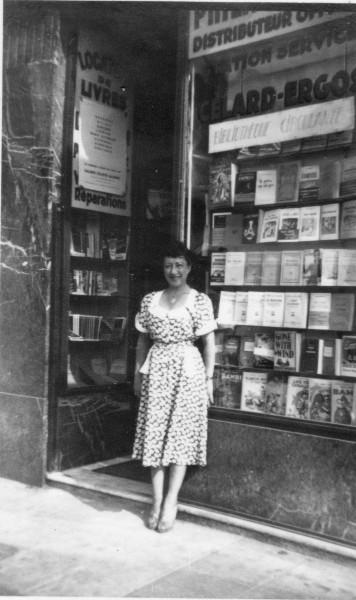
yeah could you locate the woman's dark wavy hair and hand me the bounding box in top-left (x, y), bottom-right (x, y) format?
top-left (161, 240), bottom-right (195, 267)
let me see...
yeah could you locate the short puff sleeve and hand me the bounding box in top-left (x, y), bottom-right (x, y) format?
top-left (193, 293), bottom-right (216, 337)
top-left (135, 292), bottom-right (154, 333)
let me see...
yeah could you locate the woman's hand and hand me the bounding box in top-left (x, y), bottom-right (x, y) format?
top-left (206, 378), bottom-right (214, 407)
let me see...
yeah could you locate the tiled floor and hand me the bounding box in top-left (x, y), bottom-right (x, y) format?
top-left (0, 473), bottom-right (356, 598)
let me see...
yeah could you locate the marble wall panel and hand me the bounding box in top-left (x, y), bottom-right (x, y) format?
top-left (0, 393), bottom-right (46, 486)
top-left (181, 420), bottom-right (356, 544)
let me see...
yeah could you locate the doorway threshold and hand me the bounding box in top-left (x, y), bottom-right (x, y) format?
top-left (47, 456), bottom-right (356, 562)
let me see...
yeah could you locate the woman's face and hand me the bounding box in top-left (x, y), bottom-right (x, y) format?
top-left (163, 256), bottom-right (191, 288)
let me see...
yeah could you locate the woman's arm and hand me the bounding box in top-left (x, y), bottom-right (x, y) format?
top-left (134, 332), bottom-right (151, 396)
top-left (201, 330), bottom-right (215, 405)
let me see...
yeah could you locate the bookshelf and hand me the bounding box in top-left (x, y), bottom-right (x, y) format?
top-left (66, 208), bottom-right (131, 390)
top-left (202, 137), bottom-right (356, 434)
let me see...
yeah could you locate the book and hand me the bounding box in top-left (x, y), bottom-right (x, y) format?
top-left (308, 378), bottom-right (332, 422)
top-left (221, 334), bottom-right (241, 367)
top-left (277, 161), bottom-right (300, 203)
top-left (241, 212), bottom-right (260, 244)
top-left (261, 251), bottom-right (281, 285)
top-left (340, 151), bottom-right (356, 197)
top-left (299, 336), bottom-right (319, 373)
top-left (96, 272), bottom-right (119, 296)
top-left (214, 330), bottom-right (225, 366)
top-left (224, 213), bottom-right (244, 250)
top-left (234, 170), bottom-right (256, 204)
top-left (280, 250), bottom-right (302, 285)
top-left (317, 338), bottom-right (336, 376)
top-left (241, 371), bottom-right (268, 413)
top-left (337, 249), bottom-right (356, 286)
top-left (210, 252), bottom-right (226, 285)
top-left (213, 367), bottom-right (241, 409)
top-left (319, 203), bottom-right (339, 241)
top-left (298, 160), bottom-right (341, 202)
top-left (331, 380), bottom-right (356, 426)
top-left (208, 156), bottom-right (236, 207)
top-left (217, 291), bottom-right (236, 325)
top-left (302, 248), bottom-right (321, 285)
top-left (259, 209), bottom-right (280, 243)
top-left (246, 291), bottom-right (264, 326)
top-left (238, 334), bottom-right (255, 368)
top-left (255, 169), bottom-right (277, 205)
top-left (298, 205), bottom-right (320, 242)
top-left (273, 330), bottom-right (301, 371)
top-left (211, 212), bottom-right (232, 250)
top-left (283, 292), bottom-right (308, 329)
top-left (286, 376), bottom-right (310, 419)
top-left (262, 292), bottom-right (285, 327)
top-left (224, 252), bottom-right (246, 286)
top-left (253, 332), bottom-right (274, 369)
top-left (244, 251), bottom-right (263, 285)
top-left (234, 291), bottom-right (248, 324)
top-left (308, 293), bottom-right (331, 330)
top-left (330, 293), bottom-right (355, 331)
top-left (340, 336), bottom-right (356, 377)
top-left (277, 208), bottom-right (300, 241)
top-left (265, 372), bottom-right (288, 415)
top-left (320, 248), bottom-right (338, 286)
top-left (340, 199), bottom-right (356, 239)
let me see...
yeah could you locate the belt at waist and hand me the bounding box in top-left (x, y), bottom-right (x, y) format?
top-left (140, 341), bottom-right (199, 375)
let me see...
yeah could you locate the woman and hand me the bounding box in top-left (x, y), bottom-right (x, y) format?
top-left (133, 241), bottom-right (216, 533)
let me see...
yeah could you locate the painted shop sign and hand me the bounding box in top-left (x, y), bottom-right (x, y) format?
top-left (199, 67), bottom-right (356, 124)
top-left (72, 32), bottom-right (130, 215)
top-left (189, 9), bottom-right (351, 59)
top-left (208, 96), bottom-right (355, 153)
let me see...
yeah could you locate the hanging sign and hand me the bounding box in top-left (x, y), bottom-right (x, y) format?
top-left (209, 96), bottom-right (355, 153)
top-left (189, 9), bottom-right (351, 59)
top-left (72, 32), bottom-right (130, 215)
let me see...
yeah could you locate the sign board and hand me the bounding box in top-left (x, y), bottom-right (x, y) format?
top-left (209, 96), bottom-right (355, 153)
top-left (189, 9), bottom-right (351, 59)
top-left (72, 32), bottom-right (130, 215)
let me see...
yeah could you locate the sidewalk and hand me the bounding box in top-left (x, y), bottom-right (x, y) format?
top-left (0, 476), bottom-right (356, 598)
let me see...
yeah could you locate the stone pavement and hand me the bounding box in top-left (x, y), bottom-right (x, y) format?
top-left (0, 476), bottom-right (356, 598)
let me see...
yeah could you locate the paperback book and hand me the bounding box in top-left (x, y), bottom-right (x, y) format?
top-left (208, 156), bottom-right (236, 207)
top-left (259, 209), bottom-right (280, 243)
top-left (241, 371), bottom-right (268, 413)
top-left (211, 212), bottom-right (232, 249)
top-left (221, 334), bottom-right (241, 367)
top-left (299, 336), bottom-right (319, 373)
top-left (340, 151), bottom-right (356, 197)
top-left (255, 169), bottom-right (277, 205)
top-left (224, 213), bottom-right (244, 250)
top-left (245, 291), bottom-right (264, 326)
top-left (340, 199), bottom-right (356, 239)
top-left (262, 292), bottom-right (285, 327)
top-left (277, 208), bottom-right (300, 241)
top-left (319, 203), bottom-right (339, 240)
top-left (217, 291), bottom-right (236, 325)
top-left (261, 251), bottom-right (281, 285)
top-left (286, 376), bottom-right (310, 419)
top-left (244, 251), bottom-right (263, 285)
top-left (283, 292), bottom-right (308, 329)
top-left (234, 291), bottom-right (248, 324)
top-left (242, 212), bottom-right (260, 244)
top-left (317, 337), bottom-right (336, 377)
top-left (340, 336), bottom-right (356, 377)
top-left (253, 332), bottom-right (275, 369)
top-left (277, 161), bottom-right (300, 203)
top-left (331, 380), bottom-right (356, 426)
top-left (329, 293), bottom-right (355, 331)
top-left (238, 334), bottom-right (255, 368)
top-left (224, 252), bottom-right (246, 286)
top-left (234, 170), bottom-right (257, 204)
top-left (337, 249), bottom-right (356, 286)
top-left (213, 367), bottom-right (242, 409)
top-left (302, 249), bottom-right (321, 285)
top-left (210, 252), bottom-right (226, 285)
top-left (265, 372), bottom-right (288, 415)
top-left (273, 330), bottom-right (301, 371)
top-left (308, 378), bottom-right (332, 422)
top-left (320, 248), bottom-right (338, 286)
top-left (299, 205), bottom-right (320, 242)
top-left (280, 250), bottom-right (302, 285)
top-left (308, 293), bottom-right (331, 330)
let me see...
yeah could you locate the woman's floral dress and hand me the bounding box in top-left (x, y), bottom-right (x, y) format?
top-left (132, 289), bottom-right (216, 467)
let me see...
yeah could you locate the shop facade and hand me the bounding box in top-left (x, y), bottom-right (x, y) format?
top-left (2, 3), bottom-right (356, 549)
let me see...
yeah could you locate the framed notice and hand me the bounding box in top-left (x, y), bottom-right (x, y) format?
top-left (72, 32), bottom-right (131, 216)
